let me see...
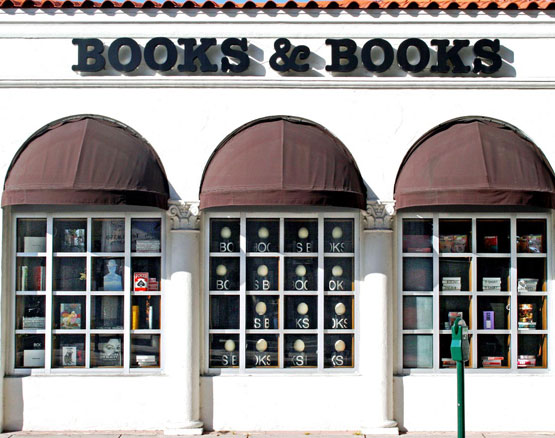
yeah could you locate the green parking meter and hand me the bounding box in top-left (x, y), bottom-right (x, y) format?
top-left (450, 317), bottom-right (468, 438)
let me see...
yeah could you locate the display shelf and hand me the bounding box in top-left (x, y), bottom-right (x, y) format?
top-left (517, 333), bottom-right (547, 368)
top-left (131, 218), bottom-right (161, 253)
top-left (402, 218), bottom-right (432, 254)
top-left (440, 257), bottom-right (471, 292)
top-left (477, 257), bottom-right (510, 292)
top-left (439, 295), bottom-right (471, 330)
top-left (517, 219), bottom-right (546, 254)
top-left (440, 333), bottom-right (472, 368)
top-left (130, 334), bottom-right (160, 368)
top-left (517, 295), bottom-right (546, 330)
top-left (476, 219), bottom-right (510, 253)
top-left (92, 218), bottom-right (125, 253)
top-left (439, 219), bottom-right (471, 254)
top-left (477, 333), bottom-right (510, 368)
top-left (53, 219), bottom-right (87, 253)
top-left (90, 334), bottom-right (123, 368)
top-left (477, 295), bottom-right (510, 330)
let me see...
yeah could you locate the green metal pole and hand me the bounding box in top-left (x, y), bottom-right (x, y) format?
top-left (457, 359), bottom-right (465, 438)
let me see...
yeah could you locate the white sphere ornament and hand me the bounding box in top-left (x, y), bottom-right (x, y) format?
top-left (216, 264), bottom-right (227, 276)
top-left (255, 301), bottom-right (267, 315)
top-left (257, 264), bottom-right (269, 277)
top-left (296, 302), bottom-right (309, 315)
top-left (224, 339), bottom-right (236, 352)
top-left (298, 227), bottom-right (309, 239)
top-left (293, 339), bottom-right (305, 352)
top-left (335, 340), bottom-right (346, 352)
top-left (256, 338), bottom-right (268, 352)
top-left (220, 226), bottom-right (232, 239)
top-left (332, 265), bottom-right (343, 277)
top-left (335, 302), bottom-right (346, 315)
top-left (332, 226), bottom-right (343, 239)
top-left (295, 265), bottom-right (307, 277)
top-left (258, 227), bottom-right (270, 239)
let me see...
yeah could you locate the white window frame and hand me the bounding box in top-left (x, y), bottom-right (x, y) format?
top-left (9, 209), bottom-right (165, 376)
top-left (203, 209), bottom-right (360, 374)
top-left (397, 211), bottom-right (552, 374)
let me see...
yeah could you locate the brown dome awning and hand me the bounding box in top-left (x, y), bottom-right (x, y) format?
top-left (2, 115), bottom-right (169, 209)
top-left (394, 118), bottom-right (555, 210)
top-left (199, 116), bottom-right (367, 210)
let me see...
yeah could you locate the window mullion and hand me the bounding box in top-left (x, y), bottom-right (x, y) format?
top-left (85, 217), bottom-right (92, 369)
top-left (317, 213), bottom-right (324, 371)
top-left (279, 217), bottom-right (285, 369)
top-left (45, 215), bottom-right (53, 373)
top-left (432, 214), bottom-right (440, 371)
top-left (239, 213), bottom-right (246, 372)
top-left (470, 217), bottom-right (478, 368)
top-left (510, 215), bottom-right (518, 372)
top-left (123, 214), bottom-right (132, 374)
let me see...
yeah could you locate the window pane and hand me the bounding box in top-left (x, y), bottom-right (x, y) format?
top-left (403, 219), bottom-right (432, 253)
top-left (131, 295), bottom-right (160, 330)
top-left (90, 334), bottom-right (123, 368)
top-left (324, 219), bottom-right (354, 253)
top-left (210, 219), bottom-right (239, 253)
top-left (403, 334), bottom-right (433, 368)
top-left (518, 334), bottom-right (546, 368)
top-left (210, 334), bottom-right (239, 368)
top-left (285, 257), bottom-right (317, 291)
top-left (477, 219), bottom-right (510, 253)
top-left (209, 257), bottom-right (239, 291)
top-left (439, 296), bottom-right (471, 330)
top-left (53, 257), bottom-right (86, 291)
top-left (53, 296), bottom-right (86, 330)
top-left (439, 219), bottom-right (471, 253)
top-left (324, 257), bottom-right (353, 292)
top-left (246, 295), bottom-right (279, 329)
top-left (16, 257), bottom-right (46, 291)
top-left (92, 218), bottom-right (125, 252)
top-left (440, 258), bottom-right (471, 292)
top-left (478, 334), bottom-right (509, 368)
top-left (517, 258), bottom-right (546, 292)
top-left (246, 335), bottom-right (279, 368)
top-left (17, 218), bottom-right (46, 253)
top-left (131, 219), bottom-right (161, 252)
top-left (15, 334), bottom-right (45, 368)
top-left (477, 296), bottom-right (510, 330)
top-left (132, 257), bottom-right (161, 292)
top-left (403, 296), bottom-right (432, 330)
top-left (324, 296), bottom-right (353, 330)
top-left (324, 334), bottom-right (353, 368)
top-left (52, 334), bottom-right (85, 368)
top-left (285, 295), bottom-right (317, 329)
top-left (131, 334), bottom-right (160, 368)
top-left (92, 257), bottom-right (124, 291)
top-left (403, 258), bottom-right (432, 291)
top-left (285, 334), bottom-right (317, 368)
top-left (477, 258), bottom-right (510, 291)
top-left (518, 296), bottom-right (546, 330)
top-left (284, 219), bottom-right (318, 253)
top-left (53, 219), bottom-right (87, 253)
top-left (210, 296), bottom-right (239, 329)
top-left (16, 295), bottom-right (45, 330)
top-left (440, 333), bottom-right (471, 368)
top-left (247, 219), bottom-right (279, 253)
top-left (517, 219), bottom-right (546, 253)
top-left (246, 257), bottom-right (279, 291)
top-left (92, 296), bottom-right (124, 329)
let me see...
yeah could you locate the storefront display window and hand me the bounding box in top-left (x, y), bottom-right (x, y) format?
top-left (206, 212), bottom-right (358, 371)
top-left (13, 213), bottom-right (163, 372)
top-left (399, 213), bottom-right (549, 371)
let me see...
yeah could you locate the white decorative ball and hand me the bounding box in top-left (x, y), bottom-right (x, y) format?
top-left (296, 302), bottom-right (309, 315)
top-left (224, 339), bottom-right (236, 352)
top-left (332, 226), bottom-right (343, 239)
top-left (216, 264), bottom-right (227, 276)
top-left (335, 302), bottom-right (346, 316)
top-left (334, 340), bottom-right (346, 352)
top-left (257, 264), bottom-right (269, 277)
top-left (256, 338), bottom-right (268, 352)
top-left (298, 227), bottom-right (309, 239)
top-left (332, 265), bottom-right (343, 277)
top-left (295, 264), bottom-right (307, 277)
top-left (255, 301), bottom-right (267, 315)
top-left (220, 226), bottom-right (232, 239)
top-left (293, 339), bottom-right (305, 352)
top-left (258, 227), bottom-right (270, 239)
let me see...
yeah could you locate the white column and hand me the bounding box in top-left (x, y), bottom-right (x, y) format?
top-left (164, 203), bottom-right (203, 436)
top-left (360, 202), bottom-right (398, 435)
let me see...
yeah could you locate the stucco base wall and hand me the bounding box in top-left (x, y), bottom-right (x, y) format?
top-left (394, 374), bottom-right (555, 432)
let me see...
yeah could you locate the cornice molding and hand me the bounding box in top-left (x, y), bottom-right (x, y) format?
top-left (363, 200), bottom-right (395, 230)
top-left (167, 200), bottom-right (200, 231)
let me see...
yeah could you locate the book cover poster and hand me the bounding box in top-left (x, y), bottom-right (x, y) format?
top-left (60, 303), bottom-right (81, 329)
top-left (98, 338), bottom-right (122, 366)
top-left (62, 346), bottom-right (77, 366)
top-left (134, 272), bottom-right (149, 291)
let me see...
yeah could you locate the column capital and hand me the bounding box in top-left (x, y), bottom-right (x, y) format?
top-left (363, 200), bottom-right (395, 231)
top-left (167, 200), bottom-right (200, 231)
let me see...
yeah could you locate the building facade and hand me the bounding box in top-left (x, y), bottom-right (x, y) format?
top-left (0, 1), bottom-right (555, 434)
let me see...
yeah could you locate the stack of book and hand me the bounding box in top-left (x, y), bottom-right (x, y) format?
top-left (441, 358), bottom-right (456, 368)
top-left (442, 277), bottom-right (461, 291)
top-left (482, 356), bottom-right (504, 367)
top-left (517, 355), bottom-right (536, 367)
top-left (483, 277), bottom-right (501, 291)
top-left (517, 278), bottom-right (538, 292)
top-left (136, 355), bottom-right (157, 367)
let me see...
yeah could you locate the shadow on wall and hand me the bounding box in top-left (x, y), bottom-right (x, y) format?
top-left (4, 377), bottom-right (24, 431)
top-left (199, 376), bottom-right (214, 431)
top-left (393, 376), bottom-right (406, 433)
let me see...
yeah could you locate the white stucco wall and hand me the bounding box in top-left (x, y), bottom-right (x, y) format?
top-left (0, 8), bottom-right (554, 433)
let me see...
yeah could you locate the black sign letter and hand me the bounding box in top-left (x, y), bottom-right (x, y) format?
top-left (325, 39), bottom-right (358, 72)
top-left (221, 38), bottom-right (250, 73)
top-left (473, 39), bottom-right (502, 74)
top-left (397, 38), bottom-right (430, 73)
top-left (361, 39), bottom-right (394, 73)
top-left (108, 38), bottom-right (142, 73)
top-left (177, 38), bottom-right (218, 73)
top-left (431, 39), bottom-right (470, 74)
top-left (72, 38), bottom-right (105, 72)
top-left (269, 38), bottom-right (310, 73)
top-left (144, 37), bottom-right (177, 72)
